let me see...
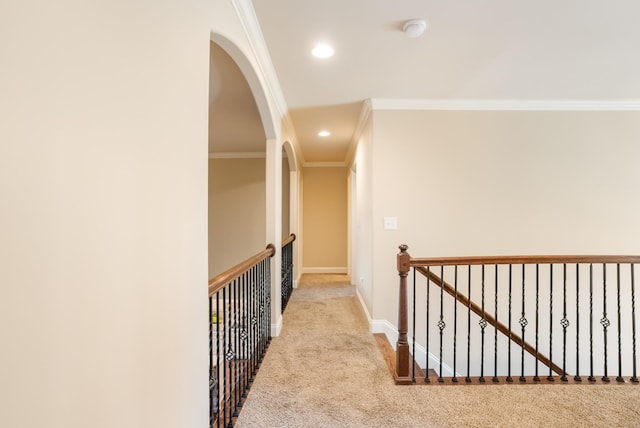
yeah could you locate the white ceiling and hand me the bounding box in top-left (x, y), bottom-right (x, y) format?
top-left (212, 1), bottom-right (640, 162)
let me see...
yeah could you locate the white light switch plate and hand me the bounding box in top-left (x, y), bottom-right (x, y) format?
top-left (383, 217), bottom-right (398, 230)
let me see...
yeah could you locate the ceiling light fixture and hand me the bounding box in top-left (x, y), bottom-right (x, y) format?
top-left (403, 19), bottom-right (428, 38)
top-left (318, 130), bottom-right (331, 137)
top-left (312, 43), bottom-right (334, 59)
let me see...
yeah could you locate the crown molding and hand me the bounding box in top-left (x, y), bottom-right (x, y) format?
top-left (231, 0), bottom-right (288, 119)
top-left (344, 99), bottom-right (372, 166)
top-left (370, 98), bottom-right (640, 111)
top-left (303, 161), bottom-right (347, 168)
top-left (232, 0), bottom-right (305, 166)
top-left (209, 152), bottom-right (266, 159)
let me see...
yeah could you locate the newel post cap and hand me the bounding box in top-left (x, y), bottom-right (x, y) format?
top-left (397, 244), bottom-right (410, 272)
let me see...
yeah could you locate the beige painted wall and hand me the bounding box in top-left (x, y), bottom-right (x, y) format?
top-left (209, 158), bottom-right (266, 276)
top-left (302, 167), bottom-right (348, 270)
top-left (364, 110), bottom-right (640, 325)
top-left (0, 1), bottom-right (286, 427)
top-left (352, 115), bottom-right (375, 313)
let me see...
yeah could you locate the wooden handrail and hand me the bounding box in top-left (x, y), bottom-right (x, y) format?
top-left (410, 255), bottom-right (640, 267)
top-left (208, 244), bottom-right (276, 297)
top-left (282, 233), bottom-right (296, 248)
top-left (415, 266), bottom-right (563, 377)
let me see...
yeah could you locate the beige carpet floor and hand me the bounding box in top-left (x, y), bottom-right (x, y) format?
top-left (236, 274), bottom-right (640, 427)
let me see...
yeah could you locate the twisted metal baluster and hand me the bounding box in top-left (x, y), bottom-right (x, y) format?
top-left (561, 264), bottom-right (569, 382)
top-left (438, 265), bottom-right (445, 383)
top-left (602, 263), bottom-right (610, 382)
top-left (479, 265), bottom-right (487, 382)
top-left (519, 264), bottom-right (528, 383)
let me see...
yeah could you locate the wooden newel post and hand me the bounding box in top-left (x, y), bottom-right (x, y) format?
top-left (395, 244), bottom-right (412, 385)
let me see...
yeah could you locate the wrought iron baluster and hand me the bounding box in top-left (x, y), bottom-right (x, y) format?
top-left (479, 265), bottom-right (486, 383)
top-left (632, 264), bottom-right (638, 383)
top-left (534, 264), bottom-right (539, 382)
top-left (216, 293), bottom-right (221, 427)
top-left (519, 264), bottom-right (528, 383)
top-left (412, 268), bottom-right (416, 384)
top-left (453, 266), bottom-right (459, 383)
top-left (493, 264), bottom-right (499, 383)
top-left (466, 266), bottom-right (472, 383)
top-left (260, 259), bottom-right (267, 360)
top-left (425, 266), bottom-right (431, 383)
top-left (507, 264), bottom-right (513, 383)
top-left (241, 272), bottom-right (249, 399)
top-left (253, 265), bottom-right (259, 375)
top-left (574, 264), bottom-right (582, 382)
top-left (209, 296), bottom-right (214, 428)
top-left (232, 278), bottom-right (239, 417)
top-left (589, 264), bottom-right (595, 382)
top-left (561, 264), bottom-right (569, 382)
top-left (548, 265), bottom-right (554, 382)
top-left (602, 263), bottom-right (610, 382)
top-left (257, 262), bottom-right (263, 367)
top-left (267, 258), bottom-right (272, 345)
top-left (438, 266), bottom-right (445, 383)
top-left (616, 264), bottom-right (624, 382)
top-left (233, 277), bottom-right (242, 418)
top-left (222, 286), bottom-right (228, 428)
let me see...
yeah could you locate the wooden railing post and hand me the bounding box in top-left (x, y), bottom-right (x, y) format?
top-left (395, 244), bottom-right (412, 384)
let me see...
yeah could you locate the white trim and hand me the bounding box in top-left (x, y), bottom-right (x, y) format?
top-left (231, 0), bottom-right (288, 120)
top-left (345, 99), bottom-right (372, 166)
top-left (370, 98), bottom-right (640, 111)
top-left (302, 161), bottom-right (347, 168)
top-left (372, 319), bottom-right (397, 341)
top-left (271, 314), bottom-right (283, 337)
top-left (302, 267), bottom-right (348, 274)
top-left (355, 287), bottom-right (372, 327)
top-left (292, 279), bottom-right (299, 289)
top-left (371, 319), bottom-right (456, 377)
top-left (209, 152), bottom-right (266, 159)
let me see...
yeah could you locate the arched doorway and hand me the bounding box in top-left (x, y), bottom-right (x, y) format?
top-left (208, 33), bottom-right (285, 330)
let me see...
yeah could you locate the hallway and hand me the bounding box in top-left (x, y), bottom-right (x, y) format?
top-left (236, 274), bottom-right (640, 427)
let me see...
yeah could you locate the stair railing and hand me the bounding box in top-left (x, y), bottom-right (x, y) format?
top-left (281, 233), bottom-right (296, 312)
top-left (396, 244), bottom-right (640, 385)
top-left (208, 244), bottom-right (275, 427)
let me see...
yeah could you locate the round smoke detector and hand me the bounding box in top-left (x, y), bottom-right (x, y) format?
top-left (403, 19), bottom-right (428, 38)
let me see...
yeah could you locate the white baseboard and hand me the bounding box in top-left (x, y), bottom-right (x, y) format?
top-left (355, 287), bottom-right (372, 327)
top-left (371, 319), bottom-right (456, 377)
top-left (271, 315), bottom-right (283, 337)
top-left (302, 267), bottom-right (348, 274)
top-left (293, 279), bottom-right (298, 289)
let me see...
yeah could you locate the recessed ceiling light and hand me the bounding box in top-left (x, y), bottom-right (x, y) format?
top-left (318, 130), bottom-right (331, 137)
top-left (312, 43), bottom-right (334, 59)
